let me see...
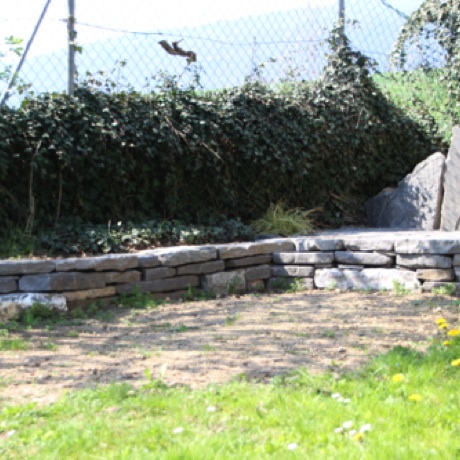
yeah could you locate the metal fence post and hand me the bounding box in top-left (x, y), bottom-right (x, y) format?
top-left (68, 0), bottom-right (76, 96)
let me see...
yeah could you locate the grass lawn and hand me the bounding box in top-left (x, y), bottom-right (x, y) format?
top-left (1, 312), bottom-right (460, 459)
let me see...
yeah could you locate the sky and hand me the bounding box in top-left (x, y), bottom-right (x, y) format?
top-left (1, 0), bottom-right (425, 58)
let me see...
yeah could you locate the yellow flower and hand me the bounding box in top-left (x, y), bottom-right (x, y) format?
top-left (439, 323), bottom-right (449, 330)
top-left (451, 359), bottom-right (460, 367)
top-left (392, 373), bottom-right (405, 383)
top-left (352, 432), bottom-right (364, 442)
top-left (448, 329), bottom-right (460, 337)
top-left (443, 340), bottom-right (452, 346)
top-left (408, 394), bottom-right (422, 402)
top-left (436, 318), bottom-right (448, 325)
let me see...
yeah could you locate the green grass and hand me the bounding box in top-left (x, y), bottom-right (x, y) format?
top-left (2, 325), bottom-right (460, 458)
top-left (0, 337), bottom-right (28, 351)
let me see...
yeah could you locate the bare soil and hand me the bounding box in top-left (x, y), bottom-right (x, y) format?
top-left (1, 290), bottom-right (458, 406)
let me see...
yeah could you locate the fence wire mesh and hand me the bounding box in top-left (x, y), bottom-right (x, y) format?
top-left (0, 0), bottom-right (449, 112)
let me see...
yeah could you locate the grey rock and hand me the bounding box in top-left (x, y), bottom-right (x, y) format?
top-left (343, 239), bottom-right (394, 252)
top-left (55, 254), bottom-right (139, 272)
top-left (218, 240), bottom-right (295, 259)
top-left (395, 238), bottom-right (460, 255)
top-left (64, 287), bottom-right (117, 302)
top-left (454, 255), bottom-right (460, 266)
top-left (117, 276), bottom-right (199, 294)
top-left (337, 265), bottom-right (364, 270)
top-left (335, 251), bottom-right (393, 266)
top-left (0, 293), bottom-right (67, 321)
top-left (247, 280), bottom-right (266, 292)
top-left (245, 265), bottom-right (271, 281)
top-left (365, 152), bottom-right (445, 230)
top-left (273, 252), bottom-right (334, 265)
top-left (0, 260), bottom-right (55, 276)
top-left (137, 253), bottom-right (160, 268)
top-left (143, 267), bottom-right (176, 281)
top-left (454, 268), bottom-right (460, 280)
top-left (314, 268), bottom-right (420, 291)
top-left (396, 254), bottom-right (452, 269)
top-left (201, 270), bottom-right (246, 295)
top-left (271, 266), bottom-right (315, 277)
top-left (0, 277), bottom-right (18, 293)
top-left (19, 272), bottom-right (107, 292)
top-left (176, 260), bottom-right (225, 275)
top-left (441, 126), bottom-right (460, 230)
top-left (105, 271), bottom-right (141, 284)
top-left (268, 277), bottom-right (314, 291)
top-left (155, 246), bottom-right (217, 266)
top-left (296, 238), bottom-right (343, 251)
top-left (225, 254), bottom-right (272, 268)
top-left (416, 268), bottom-right (454, 281)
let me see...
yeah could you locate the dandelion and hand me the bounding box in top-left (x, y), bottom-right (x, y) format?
top-left (287, 443), bottom-right (298, 450)
top-left (348, 429), bottom-right (357, 437)
top-left (207, 406), bottom-right (217, 412)
top-left (451, 358), bottom-right (460, 367)
top-left (173, 427), bottom-right (184, 434)
top-left (448, 329), bottom-right (460, 337)
top-left (342, 421), bottom-right (354, 429)
top-left (408, 394), bottom-right (422, 402)
top-left (334, 427), bottom-right (344, 434)
top-left (439, 323), bottom-right (449, 330)
top-left (353, 432), bottom-right (364, 442)
top-left (331, 393), bottom-right (341, 399)
top-left (436, 318), bottom-right (448, 325)
top-left (443, 340), bottom-right (452, 346)
top-left (392, 373), bottom-right (405, 383)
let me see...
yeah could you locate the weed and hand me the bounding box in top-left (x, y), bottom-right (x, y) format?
top-left (202, 344), bottom-right (217, 352)
top-left (432, 283), bottom-right (457, 296)
top-left (286, 277), bottom-right (305, 293)
top-left (70, 307), bottom-right (87, 320)
top-left (0, 338), bottom-right (28, 351)
top-left (184, 285), bottom-right (216, 301)
top-left (227, 276), bottom-right (242, 296)
top-left (119, 286), bottom-right (161, 309)
top-left (392, 280), bottom-right (411, 297)
top-left (143, 366), bottom-right (169, 391)
top-left (38, 341), bottom-right (58, 351)
top-left (250, 201), bottom-right (318, 236)
top-left (67, 330), bottom-right (79, 338)
top-left (225, 314), bottom-right (240, 326)
top-left (322, 329), bottom-right (336, 339)
top-left (173, 324), bottom-right (190, 333)
top-left (324, 281), bottom-right (338, 291)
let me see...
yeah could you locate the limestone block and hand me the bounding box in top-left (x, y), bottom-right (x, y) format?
top-left (454, 255), bottom-right (460, 266)
top-left (455, 268), bottom-right (460, 280)
top-left (155, 246), bottom-right (217, 266)
top-left (441, 126), bottom-right (460, 230)
top-left (0, 293), bottom-right (67, 321)
top-left (396, 254), bottom-right (452, 269)
top-left (365, 152), bottom-right (445, 229)
top-left (63, 287), bottom-right (117, 302)
top-left (267, 277), bottom-right (314, 291)
top-left (395, 239), bottom-right (460, 254)
top-left (335, 251), bottom-right (393, 266)
top-left (343, 239), bottom-right (394, 252)
top-left (416, 269), bottom-right (454, 281)
top-left (314, 268), bottom-right (420, 291)
top-left (176, 260), bottom-right (225, 275)
top-left (337, 265), bottom-right (364, 270)
top-left (225, 254), bottom-right (272, 268)
top-left (273, 252), bottom-right (334, 265)
top-left (105, 271), bottom-right (141, 284)
top-left (117, 276), bottom-right (199, 295)
top-left (0, 260), bottom-right (55, 276)
top-left (19, 272), bottom-right (107, 292)
top-left (54, 254), bottom-right (138, 272)
top-left (422, 282), bottom-right (460, 294)
top-left (296, 238), bottom-right (343, 251)
top-left (271, 266), bottom-right (315, 277)
top-left (245, 265), bottom-right (271, 281)
top-left (218, 239), bottom-right (295, 259)
top-left (137, 253), bottom-right (160, 268)
top-left (201, 270), bottom-right (246, 295)
top-left (143, 267), bottom-right (176, 281)
top-left (0, 277), bottom-right (18, 293)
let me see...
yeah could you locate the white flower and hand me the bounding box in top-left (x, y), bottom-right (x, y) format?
top-left (173, 427), bottom-right (184, 434)
top-left (342, 421), bottom-right (354, 429)
top-left (334, 427), bottom-right (344, 433)
top-left (337, 397), bottom-right (344, 403)
top-left (360, 423), bottom-right (372, 433)
top-left (207, 406), bottom-right (217, 412)
top-left (348, 430), bottom-right (357, 437)
top-left (342, 398), bottom-right (351, 404)
top-left (331, 393), bottom-right (341, 399)
top-left (287, 443), bottom-right (298, 450)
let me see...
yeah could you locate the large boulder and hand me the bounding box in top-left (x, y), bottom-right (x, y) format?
top-left (441, 126), bottom-right (460, 230)
top-left (365, 152), bottom-right (445, 229)
top-left (0, 293), bottom-right (67, 322)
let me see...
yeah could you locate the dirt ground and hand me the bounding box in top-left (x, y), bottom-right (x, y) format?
top-left (1, 290), bottom-right (458, 406)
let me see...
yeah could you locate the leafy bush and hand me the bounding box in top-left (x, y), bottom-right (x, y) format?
top-left (0, 30), bottom-right (444, 237)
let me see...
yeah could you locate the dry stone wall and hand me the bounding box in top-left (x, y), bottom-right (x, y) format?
top-left (2, 232), bottom-right (460, 320)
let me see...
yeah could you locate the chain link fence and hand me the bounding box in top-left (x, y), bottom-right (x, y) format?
top-left (0, 0), bottom-right (447, 107)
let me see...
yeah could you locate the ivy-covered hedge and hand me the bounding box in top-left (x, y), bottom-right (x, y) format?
top-left (0, 36), bottom-right (444, 232)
